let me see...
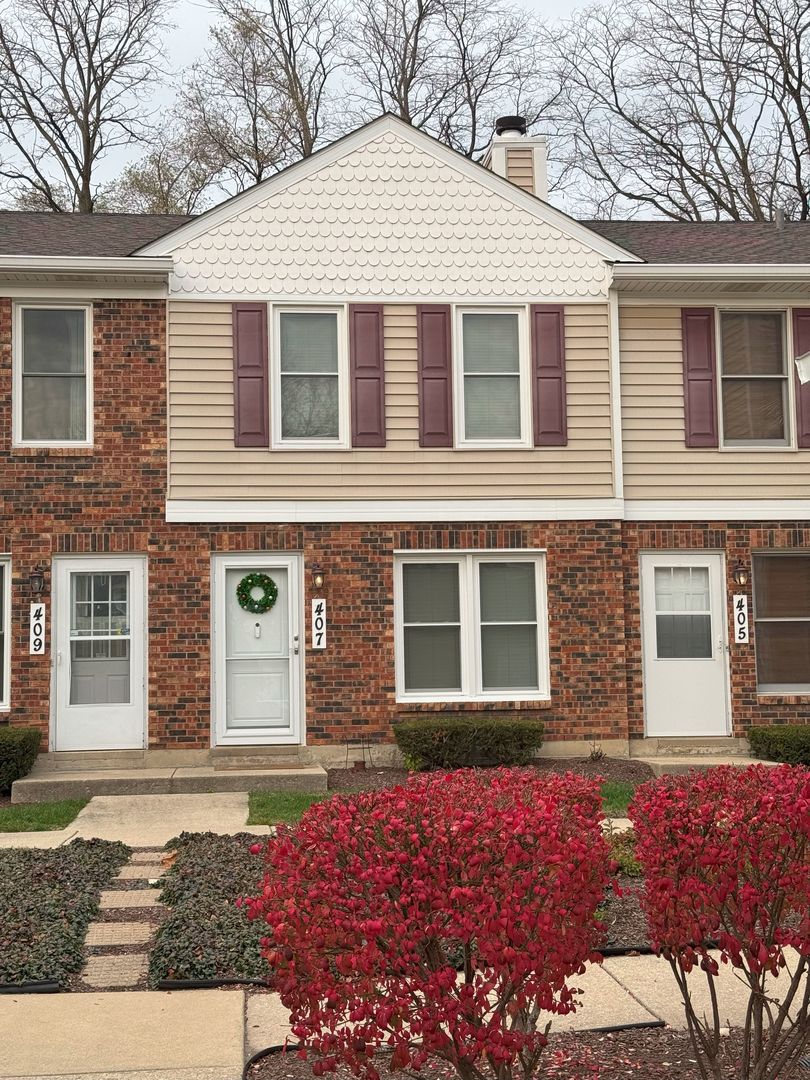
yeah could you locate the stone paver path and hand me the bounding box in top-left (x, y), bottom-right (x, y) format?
top-left (80, 848), bottom-right (166, 991)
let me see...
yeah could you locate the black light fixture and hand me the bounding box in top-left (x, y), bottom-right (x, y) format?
top-left (28, 564), bottom-right (47, 596)
top-left (311, 563), bottom-right (326, 590)
top-left (731, 560), bottom-right (749, 588)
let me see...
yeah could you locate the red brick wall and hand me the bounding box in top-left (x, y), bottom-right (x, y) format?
top-left (623, 523), bottom-right (810, 737)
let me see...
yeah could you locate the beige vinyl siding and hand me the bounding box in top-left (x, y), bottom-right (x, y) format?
top-left (505, 148), bottom-right (535, 194)
top-left (168, 301), bottom-right (614, 500)
top-left (620, 305), bottom-right (808, 499)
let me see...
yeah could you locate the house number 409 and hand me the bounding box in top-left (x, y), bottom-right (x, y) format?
top-left (311, 598), bottom-right (327, 650)
top-left (29, 602), bottom-right (47, 655)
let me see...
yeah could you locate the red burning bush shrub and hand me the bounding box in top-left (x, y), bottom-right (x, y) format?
top-left (630, 764), bottom-right (810, 1080)
top-left (244, 768), bottom-right (610, 1080)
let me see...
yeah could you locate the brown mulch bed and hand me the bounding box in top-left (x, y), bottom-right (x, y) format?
top-left (248, 1030), bottom-right (748, 1079)
top-left (601, 878), bottom-right (649, 952)
top-left (327, 758), bottom-right (654, 794)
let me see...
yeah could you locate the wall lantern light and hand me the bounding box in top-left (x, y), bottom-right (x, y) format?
top-left (731, 560), bottom-right (749, 588)
top-left (28, 564), bottom-right (47, 596)
top-left (311, 564), bottom-right (326, 590)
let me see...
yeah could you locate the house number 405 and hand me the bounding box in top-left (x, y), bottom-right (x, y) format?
top-left (733, 594), bottom-right (749, 644)
top-left (311, 598), bottom-right (327, 650)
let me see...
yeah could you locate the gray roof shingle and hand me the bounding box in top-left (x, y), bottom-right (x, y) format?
top-left (0, 211), bottom-right (192, 257)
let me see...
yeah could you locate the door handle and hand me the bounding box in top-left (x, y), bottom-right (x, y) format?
top-left (717, 637), bottom-right (729, 654)
top-left (293, 633), bottom-right (299, 655)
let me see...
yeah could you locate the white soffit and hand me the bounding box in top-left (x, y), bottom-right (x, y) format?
top-left (139, 116), bottom-right (641, 301)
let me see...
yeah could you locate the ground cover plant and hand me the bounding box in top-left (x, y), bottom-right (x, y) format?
top-left (148, 831), bottom-right (267, 985)
top-left (246, 768), bottom-right (611, 1080)
top-left (0, 798), bottom-right (88, 832)
top-left (0, 838), bottom-right (129, 985)
top-left (630, 764), bottom-right (810, 1080)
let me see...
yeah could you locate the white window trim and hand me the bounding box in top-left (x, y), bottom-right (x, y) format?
top-left (270, 304), bottom-right (350, 450)
top-left (394, 551), bottom-right (550, 703)
top-left (453, 306), bottom-right (533, 450)
top-left (12, 301), bottom-right (94, 448)
top-left (0, 557), bottom-right (9, 710)
top-left (753, 552), bottom-right (810, 694)
top-left (717, 308), bottom-right (794, 451)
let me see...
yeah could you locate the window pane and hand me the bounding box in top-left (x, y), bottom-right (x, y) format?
top-left (403, 563), bottom-right (459, 623)
top-left (279, 312), bottom-right (338, 373)
top-left (0, 565), bottom-right (5, 701)
top-left (481, 624), bottom-right (538, 691)
top-left (22, 309), bottom-right (85, 374)
top-left (404, 626), bottom-right (462, 691)
top-left (281, 374), bottom-right (339, 438)
top-left (464, 376), bottom-right (520, 439)
top-left (721, 313), bottom-right (784, 376)
top-left (22, 375), bottom-right (87, 441)
top-left (754, 555), bottom-right (810, 618)
top-left (480, 563), bottom-right (536, 622)
top-left (462, 313), bottom-right (520, 373)
top-left (756, 622), bottom-right (810, 686)
top-left (722, 379), bottom-right (785, 442)
top-left (654, 567), bottom-right (710, 613)
top-left (656, 614), bottom-right (712, 658)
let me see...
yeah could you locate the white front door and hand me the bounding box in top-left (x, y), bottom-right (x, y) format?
top-left (641, 553), bottom-right (730, 737)
top-left (54, 558), bottom-right (146, 751)
top-left (213, 554), bottom-right (302, 745)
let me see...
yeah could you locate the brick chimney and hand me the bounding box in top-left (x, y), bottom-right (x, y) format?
top-left (483, 116), bottom-right (548, 201)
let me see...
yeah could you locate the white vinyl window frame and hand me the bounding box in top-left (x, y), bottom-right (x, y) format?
top-left (453, 306), bottom-right (533, 449)
top-left (270, 304), bottom-right (350, 450)
top-left (717, 308), bottom-right (793, 451)
top-left (0, 557), bottom-right (9, 710)
top-left (394, 550), bottom-right (550, 703)
top-left (753, 552), bottom-right (810, 694)
top-left (12, 301), bottom-right (94, 448)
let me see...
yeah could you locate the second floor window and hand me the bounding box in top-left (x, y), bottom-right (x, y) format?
top-left (720, 312), bottom-right (788, 445)
top-left (275, 309), bottom-right (347, 446)
top-left (456, 309), bottom-right (531, 447)
top-left (15, 305), bottom-right (91, 446)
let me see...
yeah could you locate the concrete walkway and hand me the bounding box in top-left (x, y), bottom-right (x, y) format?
top-left (0, 792), bottom-right (272, 849)
top-left (2, 952), bottom-right (806, 1077)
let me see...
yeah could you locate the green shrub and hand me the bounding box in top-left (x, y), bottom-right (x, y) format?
top-left (393, 713), bottom-right (544, 770)
top-left (748, 724), bottom-right (810, 765)
top-left (0, 727), bottom-right (41, 793)
top-left (607, 828), bottom-right (641, 877)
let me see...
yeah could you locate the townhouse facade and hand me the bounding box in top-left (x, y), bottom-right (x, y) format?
top-left (1, 115), bottom-right (808, 767)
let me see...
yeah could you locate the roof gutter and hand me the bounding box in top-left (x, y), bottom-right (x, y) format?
top-left (0, 254), bottom-right (173, 276)
top-left (613, 262), bottom-right (810, 280)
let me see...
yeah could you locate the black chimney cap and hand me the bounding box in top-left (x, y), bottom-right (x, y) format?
top-left (495, 115), bottom-right (527, 136)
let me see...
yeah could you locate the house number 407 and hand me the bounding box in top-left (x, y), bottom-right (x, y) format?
top-left (311, 598), bottom-right (327, 650)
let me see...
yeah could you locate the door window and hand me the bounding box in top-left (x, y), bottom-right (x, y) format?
top-left (69, 572), bottom-right (130, 705)
top-left (653, 566), bottom-right (712, 659)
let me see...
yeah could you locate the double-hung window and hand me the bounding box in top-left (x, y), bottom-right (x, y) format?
top-left (395, 553), bottom-right (548, 701)
top-left (719, 312), bottom-right (789, 446)
top-left (456, 309), bottom-right (531, 447)
top-left (273, 308), bottom-right (348, 447)
top-left (753, 554), bottom-right (810, 692)
top-left (0, 559), bottom-right (9, 709)
top-left (15, 304), bottom-right (92, 446)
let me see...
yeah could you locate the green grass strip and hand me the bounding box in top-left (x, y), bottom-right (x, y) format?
top-left (601, 781), bottom-right (636, 818)
top-left (0, 798), bottom-right (88, 832)
top-left (247, 791), bottom-right (326, 825)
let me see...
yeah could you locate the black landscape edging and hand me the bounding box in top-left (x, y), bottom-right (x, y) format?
top-left (157, 976), bottom-right (272, 990)
top-left (0, 980), bottom-right (61, 994)
top-left (244, 1042), bottom-right (300, 1079)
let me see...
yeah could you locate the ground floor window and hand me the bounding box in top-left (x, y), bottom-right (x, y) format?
top-left (0, 559), bottom-right (8, 707)
top-left (753, 553), bottom-right (810, 692)
top-left (394, 552), bottom-right (548, 702)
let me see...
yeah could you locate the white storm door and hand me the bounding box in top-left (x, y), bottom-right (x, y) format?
top-left (54, 558), bottom-right (146, 751)
top-left (213, 555), bottom-right (302, 745)
top-left (641, 553), bottom-right (729, 737)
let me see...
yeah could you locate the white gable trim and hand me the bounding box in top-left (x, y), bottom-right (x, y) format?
top-left (137, 116), bottom-right (641, 265)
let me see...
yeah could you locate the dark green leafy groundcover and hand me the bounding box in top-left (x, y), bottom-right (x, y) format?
top-left (0, 838), bottom-right (130, 985)
top-left (148, 831), bottom-right (268, 986)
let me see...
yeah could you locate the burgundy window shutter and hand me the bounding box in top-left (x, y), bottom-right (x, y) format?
top-left (349, 304), bottom-right (386, 447)
top-left (232, 303), bottom-right (269, 447)
top-left (681, 308), bottom-right (719, 448)
top-left (417, 305), bottom-right (453, 447)
top-left (792, 309), bottom-right (810, 448)
top-left (531, 305), bottom-right (568, 446)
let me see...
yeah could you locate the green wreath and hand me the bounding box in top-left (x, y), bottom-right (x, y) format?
top-left (236, 572), bottom-right (278, 614)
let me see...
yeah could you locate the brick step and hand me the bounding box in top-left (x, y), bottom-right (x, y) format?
top-left (11, 764), bottom-right (327, 803)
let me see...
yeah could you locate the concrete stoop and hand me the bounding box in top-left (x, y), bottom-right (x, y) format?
top-left (11, 763), bottom-right (327, 803)
top-left (637, 755), bottom-right (777, 777)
